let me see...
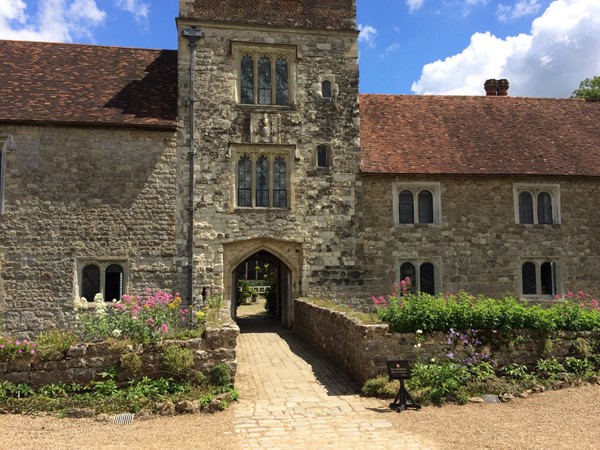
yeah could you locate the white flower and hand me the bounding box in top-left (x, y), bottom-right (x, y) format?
top-left (414, 343), bottom-right (422, 348)
top-left (416, 329), bottom-right (423, 334)
top-left (430, 358), bottom-right (436, 363)
top-left (112, 329), bottom-right (122, 338)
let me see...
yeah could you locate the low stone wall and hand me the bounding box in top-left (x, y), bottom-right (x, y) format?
top-left (293, 299), bottom-right (599, 384)
top-left (0, 323), bottom-right (239, 386)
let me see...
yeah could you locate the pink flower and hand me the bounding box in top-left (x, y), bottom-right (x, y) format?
top-left (160, 323), bottom-right (169, 334)
top-left (146, 318), bottom-right (154, 325)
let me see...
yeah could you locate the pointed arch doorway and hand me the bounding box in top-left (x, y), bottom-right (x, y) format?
top-left (223, 239), bottom-right (302, 328)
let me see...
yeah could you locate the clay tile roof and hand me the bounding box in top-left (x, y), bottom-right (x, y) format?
top-left (180, 0), bottom-right (356, 31)
top-left (0, 40), bottom-right (177, 129)
top-left (359, 94), bottom-right (600, 177)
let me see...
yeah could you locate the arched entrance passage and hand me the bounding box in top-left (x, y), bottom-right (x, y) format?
top-left (223, 239), bottom-right (302, 328)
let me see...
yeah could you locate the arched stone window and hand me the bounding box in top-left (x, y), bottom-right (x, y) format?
top-left (237, 47), bottom-right (293, 106)
top-left (79, 261), bottom-right (128, 302)
top-left (255, 155), bottom-right (270, 207)
top-left (522, 260), bottom-right (558, 296)
top-left (235, 150), bottom-right (289, 209)
top-left (237, 155), bottom-right (252, 207)
top-left (418, 190), bottom-right (434, 224)
top-left (105, 264), bottom-right (124, 302)
top-left (400, 261), bottom-right (438, 295)
top-left (518, 191), bottom-right (534, 224)
top-left (273, 156), bottom-right (287, 208)
top-left (537, 191), bottom-right (553, 224)
top-left (514, 184), bottom-right (560, 225)
top-left (398, 190), bottom-right (414, 224)
top-left (82, 264), bottom-right (101, 301)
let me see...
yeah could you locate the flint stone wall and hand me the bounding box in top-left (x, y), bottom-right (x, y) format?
top-left (294, 298), bottom-right (599, 384)
top-left (0, 323), bottom-right (239, 386)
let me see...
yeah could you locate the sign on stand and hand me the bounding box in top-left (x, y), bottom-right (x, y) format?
top-left (386, 360), bottom-right (422, 412)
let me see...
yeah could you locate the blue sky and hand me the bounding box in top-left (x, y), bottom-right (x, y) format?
top-left (1, 1), bottom-right (599, 97)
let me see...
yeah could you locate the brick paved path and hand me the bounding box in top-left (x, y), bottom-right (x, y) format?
top-left (233, 302), bottom-right (436, 449)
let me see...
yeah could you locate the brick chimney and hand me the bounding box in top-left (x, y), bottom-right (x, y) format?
top-left (484, 79), bottom-right (509, 96)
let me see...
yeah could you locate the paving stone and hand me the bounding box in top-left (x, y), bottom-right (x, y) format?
top-left (232, 312), bottom-right (438, 449)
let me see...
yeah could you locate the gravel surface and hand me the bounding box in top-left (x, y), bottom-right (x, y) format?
top-left (1, 383), bottom-right (598, 449)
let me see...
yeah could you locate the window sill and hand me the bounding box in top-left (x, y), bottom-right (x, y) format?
top-left (235, 104), bottom-right (295, 111)
top-left (234, 207), bottom-right (291, 212)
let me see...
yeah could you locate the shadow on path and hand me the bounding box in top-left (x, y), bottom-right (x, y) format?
top-left (236, 311), bottom-right (361, 397)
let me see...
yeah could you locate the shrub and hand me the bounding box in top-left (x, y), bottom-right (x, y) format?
top-left (407, 362), bottom-right (470, 405)
top-left (374, 288), bottom-right (600, 334)
top-left (210, 363), bottom-right (232, 387)
top-left (36, 329), bottom-right (78, 360)
top-left (162, 345), bottom-right (194, 378)
top-left (361, 374), bottom-right (398, 398)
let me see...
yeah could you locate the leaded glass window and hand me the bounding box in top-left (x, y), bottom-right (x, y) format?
top-left (537, 191), bottom-right (553, 224)
top-left (258, 55), bottom-right (272, 105)
top-left (240, 55), bottom-right (254, 104)
top-left (399, 190), bottom-right (414, 224)
top-left (273, 156), bottom-right (287, 208)
top-left (418, 190), bottom-right (434, 224)
top-left (275, 57), bottom-right (289, 105)
top-left (256, 155), bottom-right (270, 207)
top-left (420, 262), bottom-right (435, 295)
top-left (540, 261), bottom-right (555, 295)
top-left (522, 262), bottom-right (536, 295)
top-left (519, 191), bottom-right (534, 224)
top-left (82, 264), bottom-right (100, 302)
top-left (238, 155), bottom-right (252, 207)
top-left (317, 145), bottom-right (329, 168)
top-left (400, 262), bottom-right (416, 293)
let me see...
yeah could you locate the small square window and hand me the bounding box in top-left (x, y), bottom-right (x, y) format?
top-left (77, 260), bottom-right (129, 302)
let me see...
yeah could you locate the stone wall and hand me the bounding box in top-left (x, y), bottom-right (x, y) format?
top-left (0, 124), bottom-right (183, 335)
top-left (359, 174), bottom-right (600, 302)
top-left (176, 15), bottom-right (363, 305)
top-left (294, 299), bottom-right (599, 384)
top-left (0, 323), bottom-right (239, 386)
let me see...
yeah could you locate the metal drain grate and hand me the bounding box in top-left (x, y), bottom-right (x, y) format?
top-left (113, 413), bottom-right (135, 425)
top-left (482, 394), bottom-right (501, 404)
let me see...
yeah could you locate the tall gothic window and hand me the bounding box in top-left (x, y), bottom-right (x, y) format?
top-left (236, 151), bottom-right (289, 208)
top-left (518, 192), bottom-right (534, 224)
top-left (316, 144), bottom-right (330, 168)
top-left (514, 184), bottom-right (559, 225)
top-left (321, 80), bottom-right (332, 99)
top-left (400, 261), bottom-right (437, 295)
top-left (522, 260), bottom-right (558, 296)
top-left (240, 53), bottom-right (290, 106)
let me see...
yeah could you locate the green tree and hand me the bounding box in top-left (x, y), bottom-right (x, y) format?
top-left (571, 76), bottom-right (600, 100)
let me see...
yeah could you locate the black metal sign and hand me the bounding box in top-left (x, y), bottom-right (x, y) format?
top-left (387, 360), bottom-right (411, 380)
top-left (386, 360), bottom-right (421, 412)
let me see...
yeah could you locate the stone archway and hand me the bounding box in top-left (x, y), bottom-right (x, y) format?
top-left (223, 239), bottom-right (302, 328)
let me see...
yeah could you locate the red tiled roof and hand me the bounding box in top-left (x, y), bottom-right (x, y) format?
top-left (359, 95), bottom-right (600, 177)
top-left (180, 0), bottom-right (356, 31)
top-left (0, 40), bottom-right (177, 129)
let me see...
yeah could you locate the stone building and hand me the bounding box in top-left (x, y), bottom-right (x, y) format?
top-left (0, 0), bottom-right (599, 335)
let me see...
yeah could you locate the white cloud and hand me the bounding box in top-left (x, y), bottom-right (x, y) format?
top-left (406, 0), bottom-right (425, 13)
top-left (0, 0), bottom-right (150, 43)
top-left (411, 0), bottom-right (600, 97)
top-left (0, 0), bottom-right (105, 42)
top-left (358, 24), bottom-right (377, 48)
top-left (114, 0), bottom-right (149, 26)
top-left (497, 0), bottom-right (542, 22)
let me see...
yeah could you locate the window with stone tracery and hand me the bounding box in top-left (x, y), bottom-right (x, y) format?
top-left (79, 260), bottom-right (128, 302)
top-left (233, 42), bottom-right (295, 106)
top-left (235, 149), bottom-right (290, 209)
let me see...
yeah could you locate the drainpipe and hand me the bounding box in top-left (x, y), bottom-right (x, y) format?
top-left (181, 28), bottom-right (204, 315)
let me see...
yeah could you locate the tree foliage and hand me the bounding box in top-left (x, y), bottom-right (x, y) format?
top-left (571, 76), bottom-right (600, 101)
